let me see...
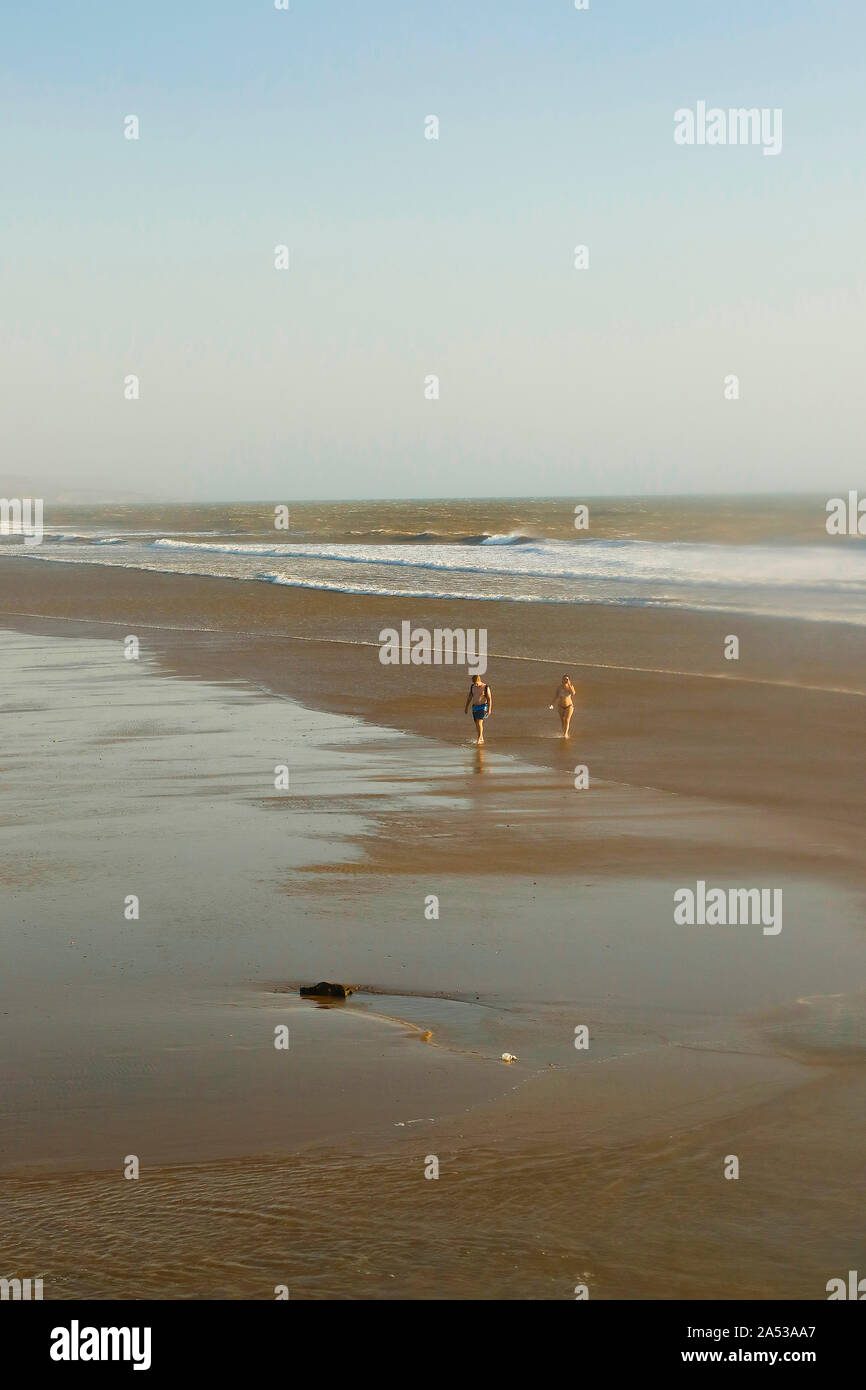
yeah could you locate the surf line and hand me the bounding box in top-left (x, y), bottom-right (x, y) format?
top-left (2, 608), bottom-right (865, 698)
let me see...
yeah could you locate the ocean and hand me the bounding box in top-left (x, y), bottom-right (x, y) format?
top-left (2, 495), bottom-right (864, 624)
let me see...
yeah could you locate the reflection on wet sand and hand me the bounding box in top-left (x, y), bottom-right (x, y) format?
top-left (1, 612), bottom-right (864, 1300)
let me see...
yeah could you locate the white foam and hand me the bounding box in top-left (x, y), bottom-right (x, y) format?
top-left (9, 533), bottom-right (866, 625)
top-left (151, 535), bottom-right (866, 592)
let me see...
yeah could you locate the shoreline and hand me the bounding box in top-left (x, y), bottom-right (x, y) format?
top-left (3, 554), bottom-right (866, 833)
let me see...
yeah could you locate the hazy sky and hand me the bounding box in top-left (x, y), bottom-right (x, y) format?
top-left (2, 1), bottom-right (863, 500)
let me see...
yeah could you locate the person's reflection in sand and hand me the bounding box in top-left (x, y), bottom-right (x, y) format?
top-left (473, 744), bottom-right (486, 773)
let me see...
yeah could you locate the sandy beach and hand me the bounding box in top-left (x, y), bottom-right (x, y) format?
top-left (1, 552), bottom-right (864, 1299)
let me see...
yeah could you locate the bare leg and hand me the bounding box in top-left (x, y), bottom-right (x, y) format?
top-left (475, 718), bottom-right (484, 744)
top-left (558, 705), bottom-right (567, 736)
top-left (563, 706), bottom-right (573, 739)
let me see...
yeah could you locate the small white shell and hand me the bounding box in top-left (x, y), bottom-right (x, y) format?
top-left (501, 1052), bottom-right (518, 1063)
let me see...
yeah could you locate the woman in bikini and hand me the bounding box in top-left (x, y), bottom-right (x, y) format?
top-left (464, 674), bottom-right (492, 745)
top-left (551, 673), bottom-right (575, 738)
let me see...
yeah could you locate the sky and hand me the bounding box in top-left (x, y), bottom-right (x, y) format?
top-left (1, 1), bottom-right (863, 501)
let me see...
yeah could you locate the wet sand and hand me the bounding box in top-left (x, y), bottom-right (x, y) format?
top-left (3, 554), bottom-right (866, 830)
top-left (1, 559), bottom-right (865, 1299)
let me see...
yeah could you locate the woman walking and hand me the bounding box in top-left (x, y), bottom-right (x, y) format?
top-left (551, 674), bottom-right (575, 738)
